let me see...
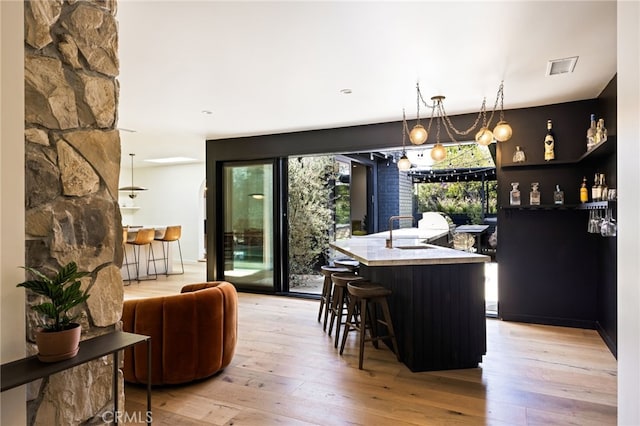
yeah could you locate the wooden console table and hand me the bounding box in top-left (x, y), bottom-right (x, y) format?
top-left (1, 331), bottom-right (151, 425)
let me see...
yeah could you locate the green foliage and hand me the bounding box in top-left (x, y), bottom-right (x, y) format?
top-left (415, 180), bottom-right (497, 225)
top-left (17, 261), bottom-right (90, 331)
top-left (288, 156), bottom-right (336, 285)
top-left (334, 183), bottom-right (350, 226)
top-left (414, 143), bottom-right (497, 224)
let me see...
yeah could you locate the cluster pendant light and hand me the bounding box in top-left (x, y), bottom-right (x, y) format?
top-left (407, 81), bottom-right (512, 162)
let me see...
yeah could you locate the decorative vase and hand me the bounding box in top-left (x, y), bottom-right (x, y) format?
top-left (35, 323), bottom-right (81, 362)
top-left (513, 146), bottom-right (526, 163)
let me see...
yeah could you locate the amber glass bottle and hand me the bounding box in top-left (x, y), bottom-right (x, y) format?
top-left (580, 177), bottom-right (589, 203)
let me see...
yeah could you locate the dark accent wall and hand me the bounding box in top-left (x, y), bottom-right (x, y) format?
top-left (496, 77), bottom-right (617, 355)
top-left (595, 77), bottom-right (617, 355)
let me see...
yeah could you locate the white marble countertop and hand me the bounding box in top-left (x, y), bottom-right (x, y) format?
top-left (331, 237), bottom-right (489, 266)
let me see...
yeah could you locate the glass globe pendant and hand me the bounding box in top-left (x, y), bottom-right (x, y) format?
top-left (397, 109), bottom-right (413, 171)
top-left (475, 127), bottom-right (494, 146)
top-left (493, 121), bottom-right (513, 142)
top-left (409, 124), bottom-right (428, 145)
top-left (397, 153), bottom-right (412, 171)
top-left (430, 143), bottom-right (446, 161)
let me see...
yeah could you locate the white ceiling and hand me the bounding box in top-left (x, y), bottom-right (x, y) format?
top-left (115, 1), bottom-right (617, 169)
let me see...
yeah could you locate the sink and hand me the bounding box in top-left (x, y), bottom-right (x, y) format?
top-left (394, 245), bottom-right (434, 250)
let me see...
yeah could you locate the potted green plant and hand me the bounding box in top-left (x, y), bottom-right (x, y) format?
top-left (17, 261), bottom-right (90, 362)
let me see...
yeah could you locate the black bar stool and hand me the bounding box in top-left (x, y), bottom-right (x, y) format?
top-left (318, 265), bottom-right (350, 331)
top-left (340, 281), bottom-right (400, 370)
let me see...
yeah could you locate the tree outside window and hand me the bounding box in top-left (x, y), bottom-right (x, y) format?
top-left (288, 156), bottom-right (336, 286)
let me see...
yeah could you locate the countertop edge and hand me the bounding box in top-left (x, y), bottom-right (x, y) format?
top-left (331, 239), bottom-right (490, 266)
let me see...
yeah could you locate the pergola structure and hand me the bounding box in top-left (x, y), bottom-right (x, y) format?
top-left (408, 166), bottom-right (497, 221)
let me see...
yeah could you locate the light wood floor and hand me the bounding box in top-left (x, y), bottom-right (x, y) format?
top-left (123, 263), bottom-right (617, 425)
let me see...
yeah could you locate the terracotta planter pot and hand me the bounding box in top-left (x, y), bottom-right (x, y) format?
top-left (35, 323), bottom-right (81, 362)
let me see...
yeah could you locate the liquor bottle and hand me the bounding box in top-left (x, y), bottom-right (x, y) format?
top-left (510, 182), bottom-right (521, 205)
top-left (597, 118), bottom-right (608, 144)
top-left (554, 185), bottom-right (564, 205)
top-left (600, 173), bottom-right (608, 201)
top-left (586, 114), bottom-right (596, 150)
top-left (580, 177), bottom-right (589, 203)
top-left (592, 173), bottom-right (601, 202)
top-left (530, 182), bottom-right (540, 205)
top-left (544, 119), bottom-right (555, 161)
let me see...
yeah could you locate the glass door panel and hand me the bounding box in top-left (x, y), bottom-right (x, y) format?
top-left (335, 159), bottom-right (351, 239)
top-left (222, 162), bottom-right (274, 290)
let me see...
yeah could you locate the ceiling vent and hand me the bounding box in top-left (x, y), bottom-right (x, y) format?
top-left (546, 56), bottom-right (578, 76)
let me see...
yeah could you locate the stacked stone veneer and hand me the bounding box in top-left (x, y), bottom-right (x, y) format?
top-left (24, 1), bottom-right (124, 424)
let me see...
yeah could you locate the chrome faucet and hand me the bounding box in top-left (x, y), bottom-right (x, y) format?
top-left (386, 215), bottom-right (416, 248)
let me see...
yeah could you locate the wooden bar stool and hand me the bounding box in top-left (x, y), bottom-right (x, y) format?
top-left (340, 281), bottom-right (400, 370)
top-left (154, 225), bottom-right (184, 275)
top-left (126, 228), bottom-right (158, 282)
top-left (318, 265), bottom-right (350, 331)
top-left (328, 272), bottom-right (365, 348)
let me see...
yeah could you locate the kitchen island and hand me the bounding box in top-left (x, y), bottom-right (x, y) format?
top-left (331, 237), bottom-right (489, 372)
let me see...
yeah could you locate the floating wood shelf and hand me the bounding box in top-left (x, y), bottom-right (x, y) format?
top-left (501, 136), bottom-right (615, 169)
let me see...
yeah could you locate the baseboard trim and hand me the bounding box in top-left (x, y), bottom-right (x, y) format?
top-left (595, 321), bottom-right (617, 358)
top-left (499, 313), bottom-right (597, 330)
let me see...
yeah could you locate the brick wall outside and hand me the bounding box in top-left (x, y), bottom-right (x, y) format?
top-left (377, 164), bottom-right (415, 230)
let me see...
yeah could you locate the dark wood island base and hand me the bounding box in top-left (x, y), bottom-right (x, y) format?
top-left (331, 237), bottom-right (489, 372)
top-left (360, 262), bottom-right (486, 372)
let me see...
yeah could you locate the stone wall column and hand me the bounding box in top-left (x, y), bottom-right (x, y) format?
top-left (24, 1), bottom-right (124, 424)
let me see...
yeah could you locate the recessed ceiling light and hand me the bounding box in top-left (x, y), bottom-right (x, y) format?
top-left (201, 110), bottom-right (213, 115)
top-left (339, 88), bottom-right (352, 95)
top-left (546, 56), bottom-right (578, 76)
top-left (144, 156), bottom-right (199, 164)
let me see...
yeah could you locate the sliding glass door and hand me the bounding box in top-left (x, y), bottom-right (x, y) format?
top-left (222, 161), bottom-right (274, 290)
top-left (286, 155), bottom-right (373, 296)
top-left (217, 155), bottom-right (371, 294)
